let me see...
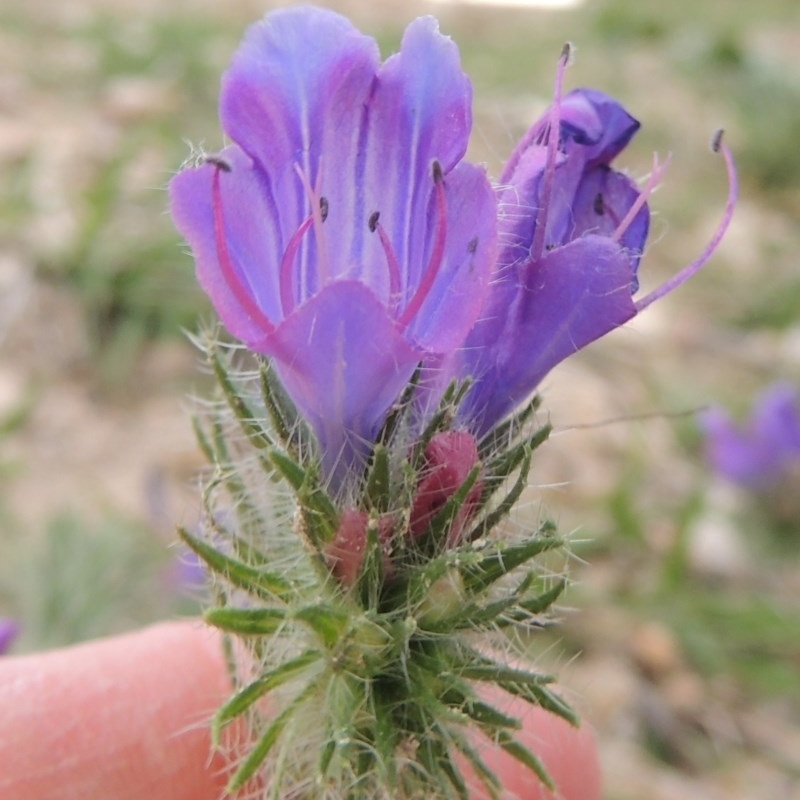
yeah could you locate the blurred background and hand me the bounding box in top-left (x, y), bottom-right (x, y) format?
top-left (1, 0), bottom-right (798, 797)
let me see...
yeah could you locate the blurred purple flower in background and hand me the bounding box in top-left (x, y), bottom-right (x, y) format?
top-left (170, 7), bottom-right (496, 485)
top-left (700, 383), bottom-right (800, 488)
top-left (0, 618), bottom-right (19, 656)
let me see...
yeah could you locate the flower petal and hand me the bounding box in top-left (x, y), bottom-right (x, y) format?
top-left (169, 146), bottom-right (283, 349)
top-left (463, 236), bottom-right (638, 432)
top-left (270, 281), bottom-right (422, 487)
top-left (571, 165), bottom-right (650, 282)
top-left (403, 162), bottom-right (497, 351)
top-left (560, 89), bottom-right (641, 167)
top-left (220, 6), bottom-right (380, 293)
top-left (357, 15), bottom-right (473, 290)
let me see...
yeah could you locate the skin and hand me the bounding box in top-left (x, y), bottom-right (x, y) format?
top-left (0, 622), bottom-right (601, 800)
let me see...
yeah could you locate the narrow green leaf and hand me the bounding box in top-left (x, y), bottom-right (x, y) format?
top-left (210, 347), bottom-right (274, 450)
top-left (478, 394), bottom-right (542, 459)
top-left (227, 682), bottom-right (317, 792)
top-left (517, 577), bottom-right (567, 615)
top-left (496, 730), bottom-right (555, 791)
top-left (293, 604), bottom-right (349, 649)
top-left (178, 526), bottom-right (292, 600)
top-left (456, 696), bottom-right (521, 730)
top-left (461, 526), bottom-right (562, 593)
top-left (365, 444), bottom-right (390, 512)
top-left (467, 447), bottom-right (533, 541)
top-left (204, 606), bottom-right (286, 635)
top-left (446, 726), bottom-right (502, 800)
top-left (269, 450), bottom-right (338, 544)
top-left (268, 448), bottom-right (307, 491)
top-left (212, 649), bottom-right (322, 744)
top-left (259, 361), bottom-right (296, 448)
top-left (376, 364), bottom-right (422, 446)
top-left (499, 681), bottom-right (580, 727)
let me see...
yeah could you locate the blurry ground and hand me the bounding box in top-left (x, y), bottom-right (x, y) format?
top-left (1, 0), bottom-right (799, 797)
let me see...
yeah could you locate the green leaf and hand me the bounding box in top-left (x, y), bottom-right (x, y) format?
top-left (460, 525), bottom-right (562, 593)
top-left (259, 360), bottom-right (298, 449)
top-left (212, 649), bottom-right (322, 745)
top-left (293, 604), bottom-right (350, 649)
top-left (445, 725), bottom-right (502, 800)
top-left (210, 346), bottom-right (274, 450)
top-left (227, 681), bottom-right (317, 791)
top-left (204, 606), bottom-right (286, 635)
top-left (495, 730), bottom-right (555, 791)
top-left (365, 444), bottom-right (390, 512)
top-left (178, 526), bottom-right (292, 600)
top-left (517, 577), bottom-right (568, 615)
top-left (477, 394), bottom-right (542, 459)
top-left (467, 446), bottom-right (533, 541)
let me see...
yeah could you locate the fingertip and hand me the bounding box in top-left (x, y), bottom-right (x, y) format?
top-left (465, 698), bottom-right (602, 800)
top-left (0, 621), bottom-right (231, 800)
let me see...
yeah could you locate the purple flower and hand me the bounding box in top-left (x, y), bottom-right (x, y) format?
top-left (0, 618), bottom-right (19, 655)
top-left (170, 7), bottom-right (496, 486)
top-left (701, 384), bottom-right (800, 488)
top-left (448, 57), bottom-right (737, 435)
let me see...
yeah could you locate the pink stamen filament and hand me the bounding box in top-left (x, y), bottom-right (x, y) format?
top-left (211, 166), bottom-right (274, 334)
top-left (531, 45), bottom-right (570, 262)
top-left (398, 164), bottom-right (448, 330)
top-left (279, 215), bottom-right (314, 316)
top-left (613, 152), bottom-right (671, 243)
top-left (294, 163), bottom-right (331, 289)
top-left (635, 132), bottom-right (738, 313)
top-left (369, 213), bottom-right (402, 302)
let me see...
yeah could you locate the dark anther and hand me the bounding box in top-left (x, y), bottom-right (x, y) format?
top-left (593, 192), bottom-right (605, 216)
top-left (560, 41), bottom-right (573, 65)
top-left (203, 154), bottom-right (232, 172)
top-left (431, 160), bottom-right (444, 184)
top-left (467, 237), bottom-right (478, 254)
top-left (368, 211), bottom-right (380, 232)
top-left (711, 129), bottom-right (725, 153)
top-left (319, 196), bottom-right (329, 222)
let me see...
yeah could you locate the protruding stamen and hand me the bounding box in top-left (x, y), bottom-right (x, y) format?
top-left (531, 45), bottom-right (571, 261)
top-left (635, 132), bottom-right (738, 313)
top-left (612, 152), bottom-right (671, 243)
top-left (368, 211), bottom-right (402, 298)
top-left (210, 164), bottom-right (274, 334)
top-left (279, 215), bottom-right (314, 316)
top-left (398, 161), bottom-right (448, 330)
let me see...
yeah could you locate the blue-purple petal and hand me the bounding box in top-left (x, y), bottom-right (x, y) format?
top-left (560, 89), bottom-right (641, 166)
top-left (220, 7), bottom-right (380, 293)
top-left (571, 165), bottom-right (649, 282)
top-left (403, 162), bottom-right (496, 351)
top-left (357, 15), bottom-right (473, 291)
top-left (463, 236), bottom-right (638, 432)
top-left (170, 146), bottom-right (283, 349)
top-left (270, 281), bottom-right (422, 485)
